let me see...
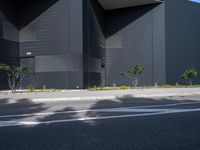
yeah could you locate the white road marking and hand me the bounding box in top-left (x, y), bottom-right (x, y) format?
top-left (0, 101), bottom-right (200, 127)
top-left (1, 108), bottom-right (200, 127)
top-left (97, 108), bottom-right (172, 113)
top-left (0, 101), bottom-right (200, 119)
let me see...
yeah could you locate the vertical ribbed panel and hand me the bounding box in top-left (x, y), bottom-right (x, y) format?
top-left (19, 0), bottom-right (84, 89)
top-left (165, 0), bottom-right (200, 84)
top-left (0, 9), bottom-right (19, 89)
top-left (83, 0), bottom-right (106, 88)
top-left (105, 3), bottom-right (166, 86)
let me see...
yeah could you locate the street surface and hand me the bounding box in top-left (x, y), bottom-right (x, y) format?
top-left (0, 95), bottom-right (200, 150)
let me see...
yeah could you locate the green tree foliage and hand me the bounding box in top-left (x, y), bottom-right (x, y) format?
top-left (121, 65), bottom-right (145, 87)
top-left (181, 66), bottom-right (198, 85)
top-left (0, 64), bottom-right (30, 92)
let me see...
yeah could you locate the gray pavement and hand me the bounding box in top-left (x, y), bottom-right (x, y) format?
top-left (1, 88), bottom-right (200, 102)
top-left (0, 95), bottom-right (200, 149)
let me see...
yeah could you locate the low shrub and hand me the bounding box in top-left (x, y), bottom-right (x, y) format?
top-left (118, 86), bottom-right (132, 90)
top-left (89, 84), bottom-right (200, 91)
top-left (27, 84), bottom-right (34, 92)
top-left (160, 85), bottom-right (175, 88)
top-left (88, 86), bottom-right (132, 91)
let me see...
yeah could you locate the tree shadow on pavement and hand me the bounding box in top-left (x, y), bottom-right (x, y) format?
top-left (0, 98), bottom-right (48, 120)
top-left (0, 95), bottom-right (200, 150)
top-left (0, 98), bottom-right (9, 105)
top-left (37, 107), bottom-right (79, 122)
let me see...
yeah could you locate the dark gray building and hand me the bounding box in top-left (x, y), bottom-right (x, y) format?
top-left (0, 0), bottom-right (200, 89)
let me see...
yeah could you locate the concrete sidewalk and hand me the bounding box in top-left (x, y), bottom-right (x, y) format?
top-left (0, 88), bottom-right (200, 103)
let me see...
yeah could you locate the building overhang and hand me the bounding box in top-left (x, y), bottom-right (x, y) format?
top-left (97, 0), bottom-right (163, 10)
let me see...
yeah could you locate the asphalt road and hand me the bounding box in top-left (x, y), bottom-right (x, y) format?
top-left (0, 95), bottom-right (200, 150)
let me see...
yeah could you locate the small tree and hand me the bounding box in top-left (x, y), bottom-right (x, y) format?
top-left (0, 64), bottom-right (30, 92)
top-left (121, 65), bottom-right (144, 87)
top-left (181, 66), bottom-right (198, 85)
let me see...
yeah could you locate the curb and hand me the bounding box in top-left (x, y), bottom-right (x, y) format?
top-left (30, 92), bottom-right (200, 103)
top-left (31, 96), bottom-right (117, 102)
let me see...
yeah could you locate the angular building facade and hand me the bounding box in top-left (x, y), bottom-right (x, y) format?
top-left (0, 0), bottom-right (200, 89)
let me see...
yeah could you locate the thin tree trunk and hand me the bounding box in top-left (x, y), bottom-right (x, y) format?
top-left (12, 76), bottom-right (16, 92)
top-left (7, 74), bottom-right (13, 92)
top-left (135, 79), bottom-right (138, 88)
top-left (189, 79), bottom-right (192, 86)
top-left (17, 74), bottom-right (25, 89)
top-left (133, 76), bottom-right (139, 88)
top-left (129, 78), bottom-right (135, 87)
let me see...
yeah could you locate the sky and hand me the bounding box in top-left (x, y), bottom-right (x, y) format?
top-left (190, 0), bottom-right (200, 3)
